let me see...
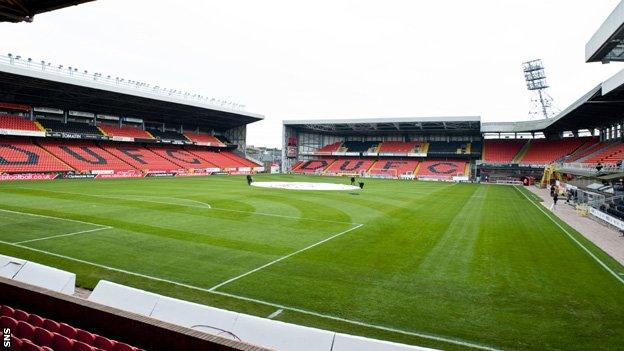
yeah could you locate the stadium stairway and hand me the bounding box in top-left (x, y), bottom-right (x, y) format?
top-left (511, 140), bottom-right (531, 163)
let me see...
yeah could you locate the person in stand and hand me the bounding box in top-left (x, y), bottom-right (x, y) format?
top-left (246, 174), bottom-right (253, 186)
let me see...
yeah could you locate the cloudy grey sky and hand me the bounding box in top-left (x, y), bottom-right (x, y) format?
top-left (1, 0), bottom-right (622, 147)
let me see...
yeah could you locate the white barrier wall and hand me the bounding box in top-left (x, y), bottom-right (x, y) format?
top-left (88, 280), bottom-right (439, 351)
top-left (332, 333), bottom-right (437, 351)
top-left (230, 314), bottom-right (335, 351)
top-left (0, 254), bottom-right (75, 294)
top-left (89, 281), bottom-right (160, 315)
top-left (0, 254), bottom-right (26, 279)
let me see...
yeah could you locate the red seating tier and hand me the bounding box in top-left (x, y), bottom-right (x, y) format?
top-left (520, 138), bottom-right (587, 164)
top-left (147, 146), bottom-right (217, 169)
top-left (316, 142), bottom-right (342, 154)
top-left (0, 138), bottom-right (72, 173)
top-left (98, 124), bottom-right (153, 139)
top-left (100, 144), bottom-right (181, 172)
top-left (368, 159), bottom-right (418, 176)
top-left (294, 159), bottom-right (334, 173)
top-left (483, 140), bottom-right (526, 163)
top-left (189, 149), bottom-right (249, 169)
top-left (221, 152), bottom-right (258, 168)
top-left (0, 115), bottom-right (41, 132)
top-left (585, 143), bottom-right (624, 165)
top-left (416, 160), bottom-right (467, 179)
top-left (183, 132), bottom-right (225, 146)
top-left (324, 158), bottom-right (374, 174)
top-left (0, 305), bottom-right (142, 351)
top-left (569, 140), bottom-right (609, 162)
top-left (38, 141), bottom-right (134, 172)
top-left (377, 141), bottom-right (418, 153)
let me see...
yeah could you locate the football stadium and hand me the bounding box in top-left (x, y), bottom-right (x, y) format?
top-left (1, 1), bottom-right (624, 351)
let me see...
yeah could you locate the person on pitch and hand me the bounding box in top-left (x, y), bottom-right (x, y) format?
top-left (350, 176), bottom-right (355, 185)
top-left (246, 174), bottom-right (253, 186)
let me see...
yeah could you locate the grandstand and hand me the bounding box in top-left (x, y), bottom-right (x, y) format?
top-left (0, 55), bottom-right (264, 178)
top-left (283, 117), bottom-right (480, 180)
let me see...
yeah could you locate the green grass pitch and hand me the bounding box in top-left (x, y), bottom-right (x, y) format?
top-left (0, 174), bottom-right (623, 350)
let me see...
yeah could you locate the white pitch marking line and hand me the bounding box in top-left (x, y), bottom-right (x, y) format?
top-left (14, 226), bottom-right (112, 244)
top-left (0, 240), bottom-right (499, 351)
top-left (267, 309), bottom-right (283, 319)
top-left (0, 208), bottom-right (109, 228)
top-left (208, 223), bottom-right (364, 291)
top-left (514, 186), bottom-right (624, 285)
top-left (13, 187), bottom-right (356, 225)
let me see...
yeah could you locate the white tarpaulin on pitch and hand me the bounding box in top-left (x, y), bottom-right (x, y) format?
top-left (251, 182), bottom-right (359, 191)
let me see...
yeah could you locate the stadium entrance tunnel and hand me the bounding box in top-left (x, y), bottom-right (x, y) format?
top-left (251, 181), bottom-right (360, 191)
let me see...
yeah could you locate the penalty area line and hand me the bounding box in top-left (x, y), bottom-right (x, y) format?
top-left (14, 226), bottom-right (113, 245)
top-left (0, 240), bottom-right (499, 351)
top-left (514, 186), bottom-right (624, 285)
top-left (208, 223), bottom-right (364, 291)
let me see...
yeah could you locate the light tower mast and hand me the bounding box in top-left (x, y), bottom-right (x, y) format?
top-left (522, 59), bottom-right (557, 119)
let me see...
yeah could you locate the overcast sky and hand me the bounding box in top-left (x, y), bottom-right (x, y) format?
top-left (1, 0), bottom-right (623, 147)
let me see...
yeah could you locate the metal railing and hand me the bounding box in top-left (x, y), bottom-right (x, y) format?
top-left (0, 54), bottom-right (246, 111)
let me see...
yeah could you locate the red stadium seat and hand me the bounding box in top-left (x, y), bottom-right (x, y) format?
top-left (0, 305), bottom-right (15, 317)
top-left (42, 319), bottom-right (60, 333)
top-left (34, 327), bottom-right (55, 348)
top-left (16, 320), bottom-right (35, 340)
top-left (0, 315), bottom-right (18, 330)
top-left (9, 335), bottom-right (22, 351)
top-left (53, 333), bottom-right (74, 351)
top-left (75, 329), bottom-right (95, 345)
top-left (72, 340), bottom-right (96, 351)
top-left (13, 309), bottom-right (29, 322)
top-left (59, 323), bottom-right (77, 339)
top-left (20, 339), bottom-right (43, 351)
top-left (94, 335), bottom-right (116, 351)
top-left (28, 314), bottom-right (44, 328)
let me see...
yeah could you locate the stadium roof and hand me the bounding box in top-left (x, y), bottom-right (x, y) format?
top-left (586, 0), bottom-right (624, 63)
top-left (483, 67), bottom-right (624, 134)
top-left (283, 116), bottom-right (481, 135)
top-left (0, 0), bottom-right (93, 22)
top-left (0, 57), bottom-right (263, 130)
